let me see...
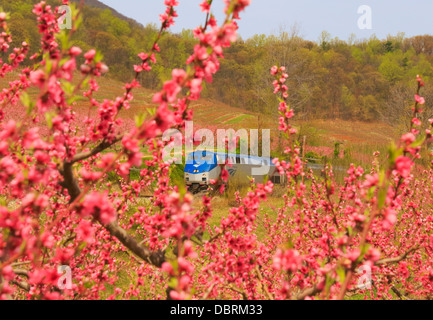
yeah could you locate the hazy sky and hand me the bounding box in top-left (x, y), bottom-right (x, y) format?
top-left (100, 0), bottom-right (433, 41)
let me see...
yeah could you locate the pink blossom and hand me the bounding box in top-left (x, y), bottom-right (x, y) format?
top-left (81, 192), bottom-right (117, 225)
top-left (200, 1), bottom-right (211, 13)
top-left (401, 133), bottom-right (415, 145)
top-left (84, 49), bottom-right (96, 62)
top-left (69, 46), bottom-right (82, 56)
top-left (273, 249), bottom-right (302, 272)
top-left (76, 220), bottom-right (95, 243)
top-left (30, 70), bottom-right (46, 88)
top-left (415, 94), bottom-right (425, 105)
top-left (395, 156), bottom-right (413, 178)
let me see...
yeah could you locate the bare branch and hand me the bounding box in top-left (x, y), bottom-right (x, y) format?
top-left (296, 285), bottom-right (320, 300)
top-left (58, 152), bottom-right (167, 269)
top-left (255, 266), bottom-right (274, 300)
top-left (11, 280), bottom-right (30, 292)
top-left (59, 162), bottom-right (81, 203)
top-left (391, 286), bottom-right (412, 300)
top-left (201, 283), bottom-right (216, 300)
top-left (376, 246), bottom-right (421, 266)
top-left (72, 137), bottom-right (122, 164)
top-left (105, 222), bottom-right (166, 268)
top-left (13, 268), bottom-right (29, 278)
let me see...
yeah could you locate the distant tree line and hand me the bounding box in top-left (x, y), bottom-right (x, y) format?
top-left (4, 0), bottom-right (433, 125)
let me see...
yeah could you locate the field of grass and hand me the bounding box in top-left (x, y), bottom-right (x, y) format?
top-left (297, 119), bottom-right (396, 145)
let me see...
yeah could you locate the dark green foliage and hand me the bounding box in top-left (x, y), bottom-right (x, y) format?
top-left (305, 151), bottom-right (321, 163)
top-left (334, 142), bottom-right (343, 159)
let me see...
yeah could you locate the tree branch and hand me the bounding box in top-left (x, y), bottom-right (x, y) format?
top-left (296, 285), bottom-right (320, 300)
top-left (13, 268), bottom-right (29, 278)
top-left (375, 246), bottom-right (420, 266)
top-left (391, 286), bottom-right (412, 300)
top-left (12, 268), bottom-right (30, 292)
top-left (11, 280), bottom-right (30, 292)
top-left (59, 162), bottom-right (81, 204)
top-left (105, 222), bottom-right (166, 268)
top-left (255, 266), bottom-right (274, 300)
top-left (58, 149), bottom-right (166, 269)
top-left (72, 137), bottom-right (122, 164)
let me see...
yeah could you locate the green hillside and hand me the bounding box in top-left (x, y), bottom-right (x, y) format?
top-left (2, 0), bottom-right (433, 125)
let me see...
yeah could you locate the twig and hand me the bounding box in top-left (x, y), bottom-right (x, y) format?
top-left (11, 261), bottom-right (31, 267)
top-left (255, 266), bottom-right (274, 300)
top-left (11, 280), bottom-right (30, 292)
top-left (13, 268), bottom-right (29, 278)
top-left (376, 246), bottom-right (421, 265)
top-left (296, 285), bottom-right (319, 300)
top-left (201, 283), bottom-right (216, 300)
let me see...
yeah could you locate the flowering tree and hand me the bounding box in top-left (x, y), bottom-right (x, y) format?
top-left (0, 0), bottom-right (432, 300)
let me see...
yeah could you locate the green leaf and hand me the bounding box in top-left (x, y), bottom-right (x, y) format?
top-left (325, 275), bottom-right (334, 293)
top-left (347, 226), bottom-right (353, 237)
top-left (94, 50), bottom-right (104, 63)
top-left (81, 77), bottom-right (90, 90)
top-left (75, 14), bottom-right (83, 30)
top-left (45, 112), bottom-right (55, 129)
top-left (367, 186), bottom-right (376, 200)
top-left (336, 266), bottom-right (346, 284)
top-left (56, 31), bottom-right (69, 51)
top-left (146, 107), bottom-right (156, 117)
top-left (67, 95), bottom-right (87, 105)
top-left (44, 53), bottom-right (53, 74)
top-left (387, 141), bottom-right (402, 166)
top-left (226, 0), bottom-right (235, 15)
top-left (134, 113), bottom-right (146, 127)
top-left (71, 4), bottom-right (83, 30)
top-left (168, 277), bottom-right (178, 289)
top-left (20, 92), bottom-right (35, 115)
top-left (0, 196), bottom-right (6, 207)
top-left (411, 136), bottom-right (426, 149)
top-left (377, 183), bottom-right (389, 210)
top-left (360, 243), bottom-right (370, 257)
top-left (61, 81), bottom-right (74, 96)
